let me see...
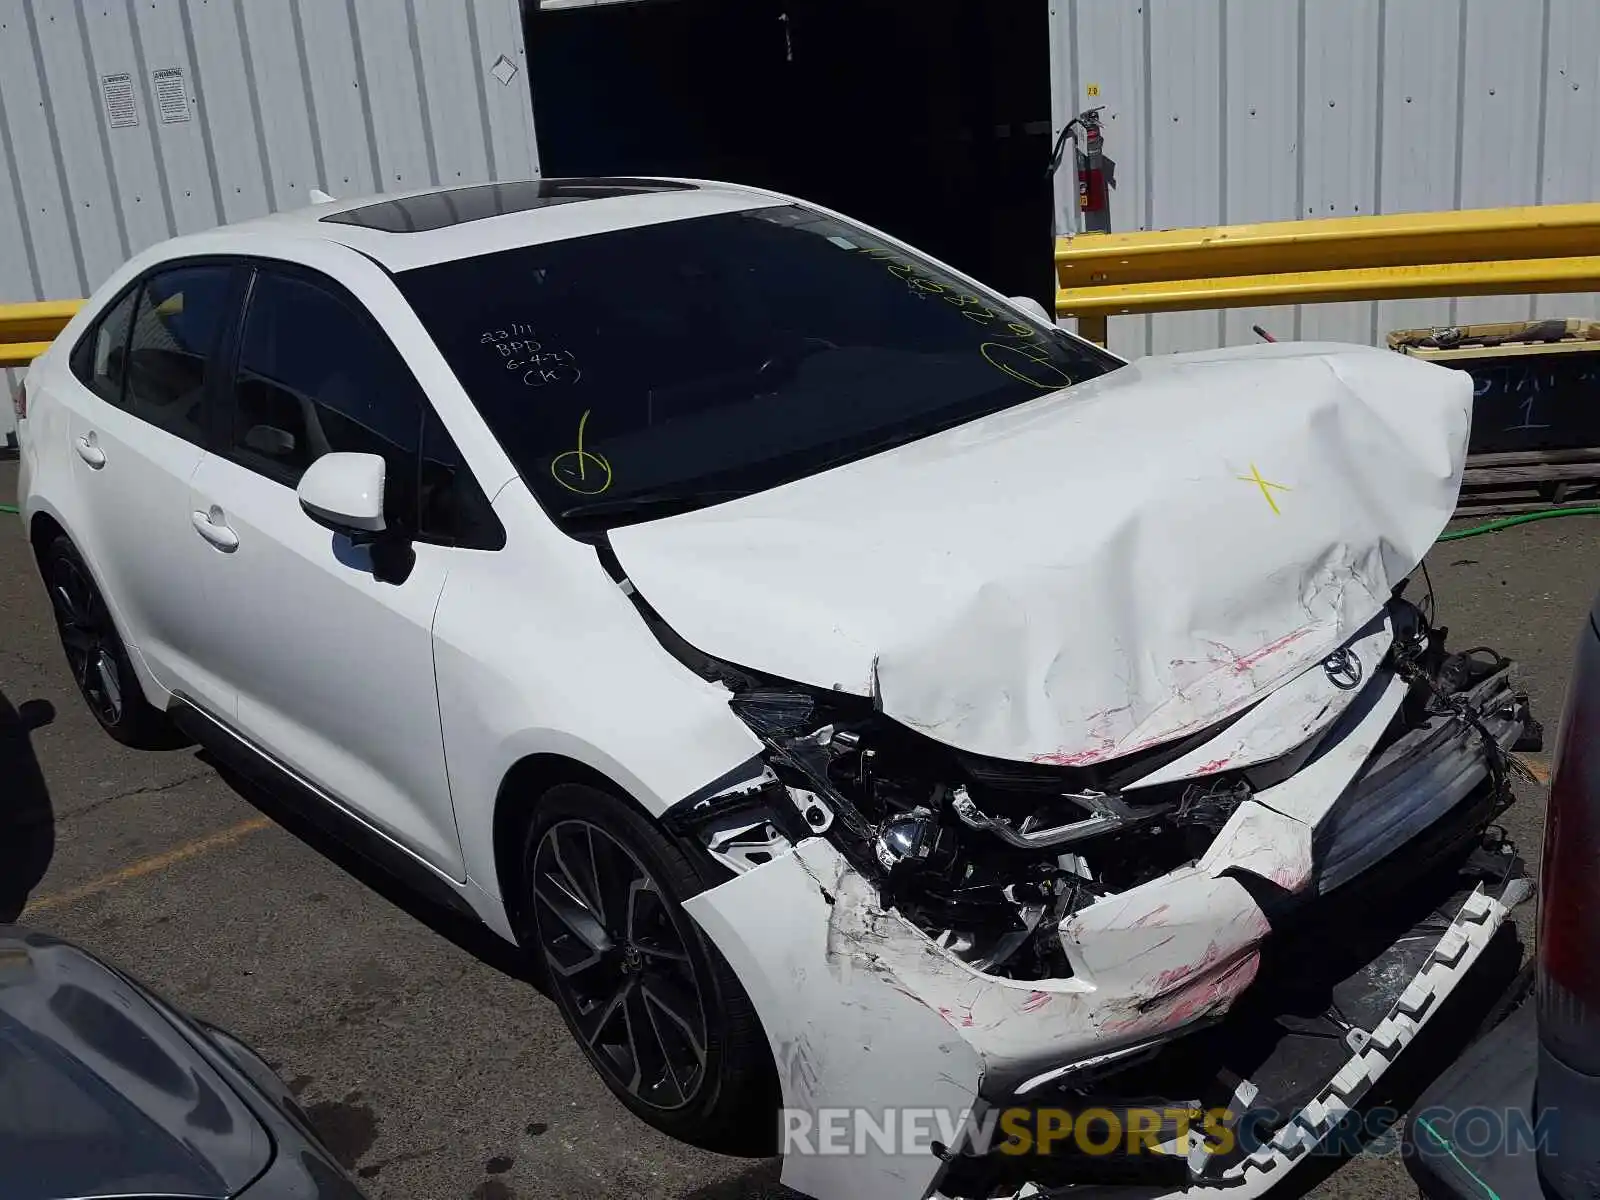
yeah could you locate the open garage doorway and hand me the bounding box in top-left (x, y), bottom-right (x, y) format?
top-left (523, 0), bottom-right (1056, 305)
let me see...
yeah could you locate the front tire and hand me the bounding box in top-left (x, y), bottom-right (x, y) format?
top-left (520, 783), bottom-right (779, 1155)
top-left (41, 535), bottom-right (185, 749)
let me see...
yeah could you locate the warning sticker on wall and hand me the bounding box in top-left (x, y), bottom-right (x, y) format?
top-left (153, 67), bottom-right (190, 123)
top-left (101, 73), bottom-right (138, 128)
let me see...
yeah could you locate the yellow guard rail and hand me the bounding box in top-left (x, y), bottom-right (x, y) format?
top-left (1055, 202), bottom-right (1600, 345)
top-left (0, 299), bottom-right (82, 368)
top-left (9, 205), bottom-right (1600, 362)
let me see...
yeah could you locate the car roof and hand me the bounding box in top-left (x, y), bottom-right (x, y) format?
top-left (161, 176), bottom-right (791, 274)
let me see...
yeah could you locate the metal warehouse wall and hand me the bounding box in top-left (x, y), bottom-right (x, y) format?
top-left (0, 0), bottom-right (538, 443)
top-left (1049, 0), bottom-right (1600, 360)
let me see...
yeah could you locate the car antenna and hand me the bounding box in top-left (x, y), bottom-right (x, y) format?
top-left (308, 188), bottom-right (337, 205)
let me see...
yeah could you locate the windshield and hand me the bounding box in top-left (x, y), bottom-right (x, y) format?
top-left (396, 204), bottom-right (1120, 533)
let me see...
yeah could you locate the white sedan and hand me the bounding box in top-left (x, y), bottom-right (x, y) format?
top-left (15, 177), bottom-right (1534, 1200)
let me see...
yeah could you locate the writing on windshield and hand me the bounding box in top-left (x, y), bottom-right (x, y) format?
top-left (399, 204), bottom-right (1118, 534)
top-left (480, 322), bottom-right (583, 389)
top-left (859, 247), bottom-right (1078, 390)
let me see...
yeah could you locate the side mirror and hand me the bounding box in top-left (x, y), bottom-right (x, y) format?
top-left (297, 451), bottom-right (386, 536)
top-left (1008, 296), bottom-right (1054, 325)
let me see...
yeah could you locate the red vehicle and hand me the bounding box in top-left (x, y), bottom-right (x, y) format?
top-left (1405, 594), bottom-right (1600, 1197)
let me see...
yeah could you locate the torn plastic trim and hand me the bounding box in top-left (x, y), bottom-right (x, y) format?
top-left (1010, 1035), bottom-right (1176, 1097)
top-left (697, 833), bottom-right (1270, 1085)
top-left (672, 753), bottom-right (774, 811)
top-left (1177, 882), bottom-right (1534, 1197)
top-left (662, 734), bottom-right (884, 885)
top-left (926, 872), bottom-right (1531, 1199)
top-left (661, 759), bottom-right (815, 878)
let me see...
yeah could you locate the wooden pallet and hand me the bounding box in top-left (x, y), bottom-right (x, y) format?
top-left (1458, 448), bottom-right (1600, 515)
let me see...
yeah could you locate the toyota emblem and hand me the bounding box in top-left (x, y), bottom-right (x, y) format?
top-left (1322, 647), bottom-right (1364, 690)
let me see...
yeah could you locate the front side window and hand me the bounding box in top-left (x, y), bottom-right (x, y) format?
top-left (124, 265), bottom-right (233, 445)
top-left (419, 409), bottom-right (504, 549)
top-left (230, 269), bottom-right (425, 524)
top-left (396, 204), bottom-right (1119, 534)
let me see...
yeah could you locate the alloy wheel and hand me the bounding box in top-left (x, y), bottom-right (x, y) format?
top-left (49, 557), bottom-right (123, 726)
top-left (532, 818), bottom-right (710, 1111)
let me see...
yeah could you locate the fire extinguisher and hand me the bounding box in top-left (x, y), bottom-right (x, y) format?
top-left (1048, 105), bottom-right (1115, 234)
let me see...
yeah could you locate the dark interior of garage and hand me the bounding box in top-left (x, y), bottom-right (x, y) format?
top-left (523, 0), bottom-right (1056, 306)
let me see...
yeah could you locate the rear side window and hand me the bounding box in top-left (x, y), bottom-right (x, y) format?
top-left (69, 288), bottom-right (137, 406)
top-left (124, 265), bottom-right (233, 445)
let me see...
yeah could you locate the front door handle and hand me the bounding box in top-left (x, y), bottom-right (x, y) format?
top-left (75, 433), bottom-right (106, 468)
top-left (191, 507), bottom-right (240, 552)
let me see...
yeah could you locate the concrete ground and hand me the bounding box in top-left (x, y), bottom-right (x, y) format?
top-left (1, 452), bottom-right (1589, 1200)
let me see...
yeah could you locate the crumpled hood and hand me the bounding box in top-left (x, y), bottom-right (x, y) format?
top-left (609, 342), bottom-right (1470, 765)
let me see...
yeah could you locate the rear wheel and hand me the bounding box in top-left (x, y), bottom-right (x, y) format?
top-left (41, 536), bottom-right (184, 749)
top-left (521, 783), bottom-right (778, 1155)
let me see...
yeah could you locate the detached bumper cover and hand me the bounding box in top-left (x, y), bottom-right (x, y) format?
top-left (1118, 873), bottom-right (1532, 1200)
top-left (688, 846), bottom-right (1529, 1200)
top-left (685, 663), bottom-right (1530, 1200)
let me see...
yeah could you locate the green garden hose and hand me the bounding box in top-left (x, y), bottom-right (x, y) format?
top-left (1438, 505), bottom-right (1600, 542)
top-left (0, 502), bottom-right (17, 515)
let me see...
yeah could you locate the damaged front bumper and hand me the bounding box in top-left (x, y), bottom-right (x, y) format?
top-left (929, 834), bottom-right (1531, 1199)
top-left (678, 602), bottom-right (1535, 1200)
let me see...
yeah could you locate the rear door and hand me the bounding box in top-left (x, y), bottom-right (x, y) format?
top-left (184, 263), bottom-right (465, 878)
top-left (58, 263), bottom-right (240, 716)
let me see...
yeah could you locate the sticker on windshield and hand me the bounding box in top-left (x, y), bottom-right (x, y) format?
top-left (550, 409), bottom-right (612, 495)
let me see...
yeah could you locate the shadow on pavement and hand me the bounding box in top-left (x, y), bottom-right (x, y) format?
top-left (203, 754), bottom-right (537, 987)
top-left (0, 692), bottom-right (56, 922)
top-left (677, 1159), bottom-right (790, 1199)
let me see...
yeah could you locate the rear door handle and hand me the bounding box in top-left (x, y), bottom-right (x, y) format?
top-left (75, 433), bottom-right (106, 468)
top-left (191, 507), bottom-right (240, 552)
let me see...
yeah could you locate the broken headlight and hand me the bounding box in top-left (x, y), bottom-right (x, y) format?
top-left (680, 680), bottom-right (1254, 979)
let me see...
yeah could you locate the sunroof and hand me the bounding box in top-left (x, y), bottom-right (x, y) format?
top-left (319, 178), bottom-right (697, 233)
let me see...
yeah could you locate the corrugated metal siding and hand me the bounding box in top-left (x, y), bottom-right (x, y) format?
top-left (1050, 0), bottom-right (1600, 360)
top-left (0, 0), bottom-right (538, 439)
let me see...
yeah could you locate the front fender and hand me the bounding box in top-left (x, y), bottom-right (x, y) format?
top-left (432, 499), bottom-right (762, 908)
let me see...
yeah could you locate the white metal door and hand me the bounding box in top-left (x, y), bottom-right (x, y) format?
top-left (57, 264), bottom-right (237, 718)
top-left (185, 452), bottom-right (461, 876)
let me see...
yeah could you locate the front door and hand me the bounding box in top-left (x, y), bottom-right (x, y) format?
top-left (185, 264), bottom-right (463, 878)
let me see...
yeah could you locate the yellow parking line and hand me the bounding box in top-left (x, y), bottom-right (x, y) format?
top-left (24, 816), bottom-right (273, 915)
